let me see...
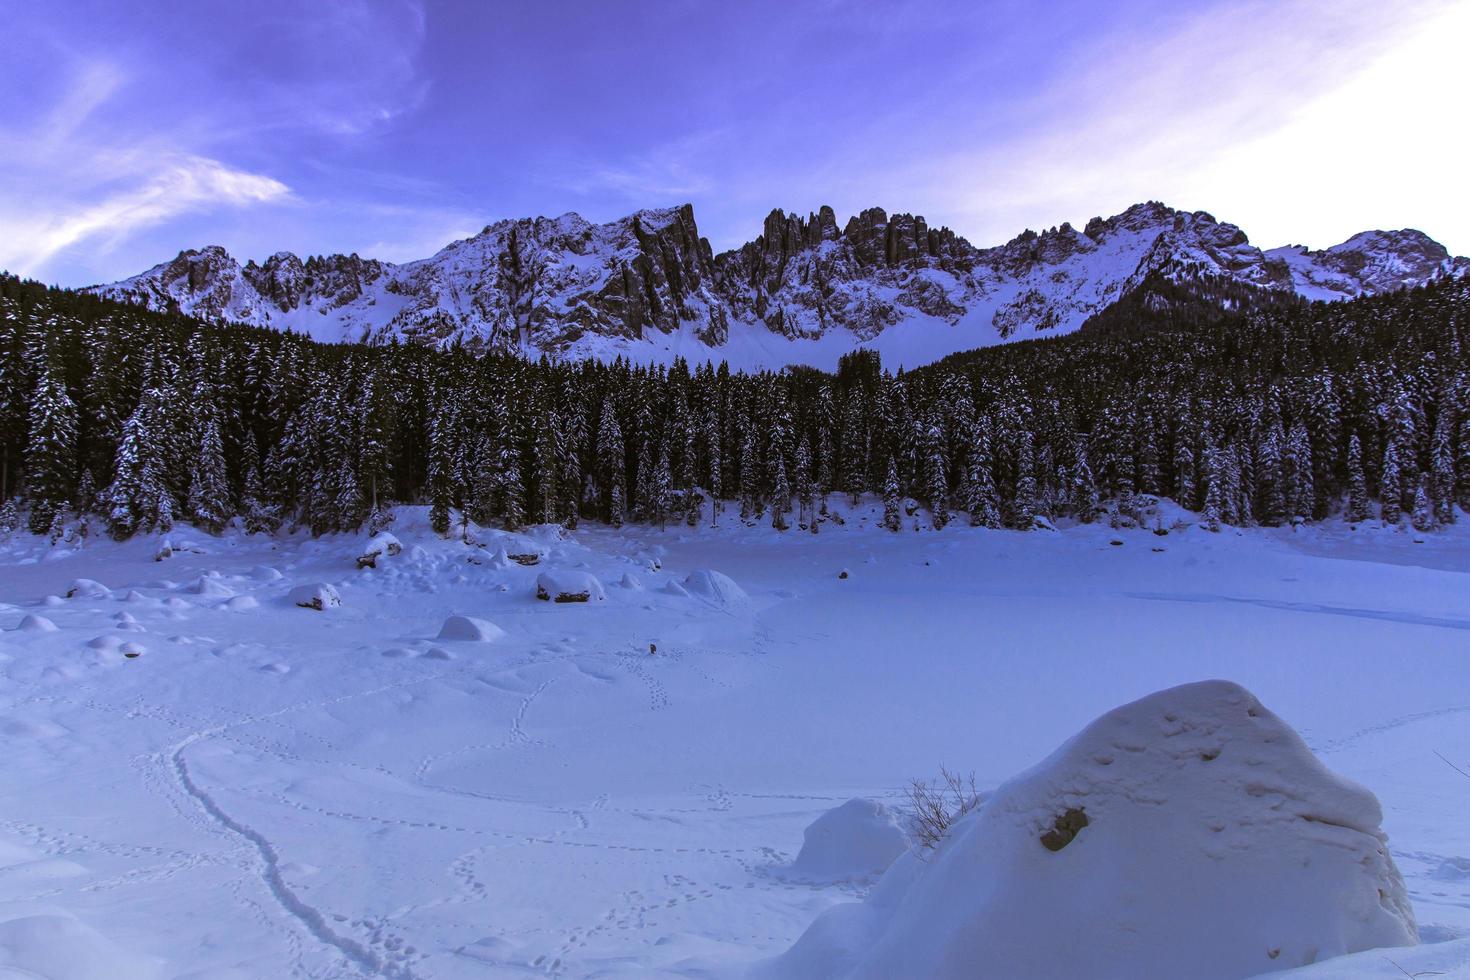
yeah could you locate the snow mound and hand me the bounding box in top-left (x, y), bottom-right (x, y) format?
top-left (789, 799), bottom-right (910, 882)
top-left (16, 614), bottom-right (58, 632)
top-left (682, 569), bottom-right (750, 610)
top-left (535, 570), bottom-right (606, 603)
top-left (251, 565), bottom-right (283, 582)
top-left (65, 578), bottom-right (110, 599)
top-left (435, 615), bottom-right (506, 642)
top-left (661, 579), bottom-right (690, 597)
top-left (762, 680), bottom-right (1416, 980)
top-left (187, 575), bottom-right (234, 598)
top-left (618, 572), bottom-right (644, 591)
top-left (0, 912), bottom-right (163, 979)
top-left (288, 583), bottom-right (341, 611)
top-left (225, 595), bottom-right (259, 611)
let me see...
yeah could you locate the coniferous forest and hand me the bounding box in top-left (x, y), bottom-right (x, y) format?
top-left (1, 270), bottom-right (1468, 543)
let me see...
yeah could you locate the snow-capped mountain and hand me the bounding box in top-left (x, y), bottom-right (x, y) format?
top-left (92, 201), bottom-right (1466, 370)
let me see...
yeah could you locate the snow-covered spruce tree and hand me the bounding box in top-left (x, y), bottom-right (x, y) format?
top-left (651, 438), bottom-right (672, 530)
top-left (186, 416), bottom-right (233, 534)
top-left (1254, 411), bottom-right (1286, 527)
top-left (536, 411), bottom-right (560, 526)
top-left (1070, 439), bottom-right (1099, 522)
top-left (24, 359), bottom-right (78, 535)
top-left (881, 456), bottom-right (902, 532)
top-left (1379, 434), bottom-right (1404, 525)
top-left (608, 480), bottom-right (625, 529)
top-left (1431, 407), bottom-right (1455, 525)
top-left (1010, 431), bottom-right (1037, 530)
top-left (499, 444), bottom-right (525, 530)
top-left (103, 389), bottom-right (173, 540)
top-left (922, 420), bottom-right (949, 529)
top-left (738, 427), bottom-right (758, 521)
top-left (1285, 423), bottom-right (1314, 522)
top-left (770, 452), bottom-right (791, 531)
top-left (595, 396), bottom-right (624, 525)
top-left (1346, 434), bottom-right (1371, 523)
top-left (1411, 475), bottom-right (1437, 532)
top-left (794, 438), bottom-right (813, 529)
top-left (1202, 448), bottom-right (1225, 532)
top-left (703, 402), bottom-right (722, 526)
top-left (840, 393), bottom-right (866, 505)
top-left (1457, 413), bottom-right (1470, 512)
top-left (426, 402), bottom-right (455, 536)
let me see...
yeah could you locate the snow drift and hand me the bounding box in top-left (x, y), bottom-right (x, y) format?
top-left (681, 569), bottom-right (750, 611)
top-left (788, 799), bottom-right (909, 883)
top-left (759, 680), bottom-right (1416, 980)
top-left (435, 615), bottom-right (506, 642)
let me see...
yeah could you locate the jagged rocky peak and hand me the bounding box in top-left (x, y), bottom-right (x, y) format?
top-left (91, 198), bottom-right (1465, 365)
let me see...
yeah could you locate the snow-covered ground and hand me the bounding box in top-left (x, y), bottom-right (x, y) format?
top-left (1, 502), bottom-right (1468, 979)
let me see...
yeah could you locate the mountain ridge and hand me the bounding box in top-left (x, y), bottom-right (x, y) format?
top-left (90, 200), bottom-right (1467, 370)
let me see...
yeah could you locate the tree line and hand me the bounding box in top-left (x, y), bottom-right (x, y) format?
top-left (1, 270), bottom-right (1468, 542)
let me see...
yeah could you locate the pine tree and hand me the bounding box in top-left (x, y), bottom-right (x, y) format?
top-left (1070, 439), bottom-right (1099, 522)
top-left (922, 420), bottom-right (949, 529)
top-left (770, 453), bottom-right (791, 531)
top-left (1285, 423), bottom-right (1314, 522)
top-left (1411, 474), bottom-right (1436, 532)
top-left (595, 396), bottom-right (625, 524)
top-left (794, 438), bottom-right (814, 529)
top-left (187, 416), bottom-right (233, 533)
top-left (1457, 414), bottom-right (1470, 512)
top-left (1202, 448), bottom-right (1225, 532)
top-left (1431, 407), bottom-right (1455, 525)
top-left (499, 445), bottom-right (525, 530)
top-left (1011, 430), bottom-right (1037, 529)
top-left (881, 456), bottom-right (901, 532)
top-left (426, 402), bottom-right (455, 536)
top-left (1346, 434), bottom-right (1370, 523)
top-left (103, 389), bottom-right (173, 540)
top-left (24, 360), bottom-right (78, 535)
top-left (1380, 433), bottom-right (1404, 525)
top-left (651, 438), bottom-right (672, 530)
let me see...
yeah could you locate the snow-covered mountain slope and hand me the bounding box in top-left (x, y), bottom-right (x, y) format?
top-left (92, 201), bottom-right (1467, 370)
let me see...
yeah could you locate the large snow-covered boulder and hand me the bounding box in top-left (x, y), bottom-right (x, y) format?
top-left (356, 531), bottom-right (403, 568)
top-left (789, 799), bottom-right (910, 883)
top-left (435, 615), bottom-right (506, 642)
top-left (535, 570), bottom-right (606, 603)
top-left (288, 583), bottom-right (341, 611)
top-left (682, 569), bottom-right (750, 611)
top-left (760, 681), bottom-right (1416, 980)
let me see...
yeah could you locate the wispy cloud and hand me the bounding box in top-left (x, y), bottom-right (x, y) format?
top-left (1, 156), bottom-right (290, 276)
top-left (869, 0), bottom-right (1464, 249)
top-left (0, 0), bottom-right (433, 282)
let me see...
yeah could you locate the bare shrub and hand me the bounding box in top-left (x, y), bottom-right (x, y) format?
top-left (907, 767), bottom-right (982, 849)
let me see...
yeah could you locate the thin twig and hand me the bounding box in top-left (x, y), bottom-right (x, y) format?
top-left (1433, 749), bottom-right (1470, 781)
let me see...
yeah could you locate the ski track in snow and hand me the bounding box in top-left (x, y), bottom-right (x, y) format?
top-left (161, 681), bottom-right (441, 979)
top-left (1125, 590), bottom-right (1470, 631)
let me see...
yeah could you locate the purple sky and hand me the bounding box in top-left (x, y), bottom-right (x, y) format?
top-left (2, 0), bottom-right (1464, 286)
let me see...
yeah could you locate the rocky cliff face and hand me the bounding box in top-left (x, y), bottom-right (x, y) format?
top-left (92, 200), bottom-right (1466, 368)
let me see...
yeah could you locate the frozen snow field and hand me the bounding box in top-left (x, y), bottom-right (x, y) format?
top-left (1, 504), bottom-right (1468, 979)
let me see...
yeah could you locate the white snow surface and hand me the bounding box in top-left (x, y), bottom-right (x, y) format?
top-left (761, 680), bottom-right (1416, 980)
top-left (1, 500), bottom-right (1469, 979)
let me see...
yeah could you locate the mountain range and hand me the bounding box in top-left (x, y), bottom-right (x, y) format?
top-left (90, 201), bottom-right (1467, 370)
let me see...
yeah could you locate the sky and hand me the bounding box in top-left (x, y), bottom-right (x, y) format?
top-left (1, 0), bottom-right (1466, 287)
